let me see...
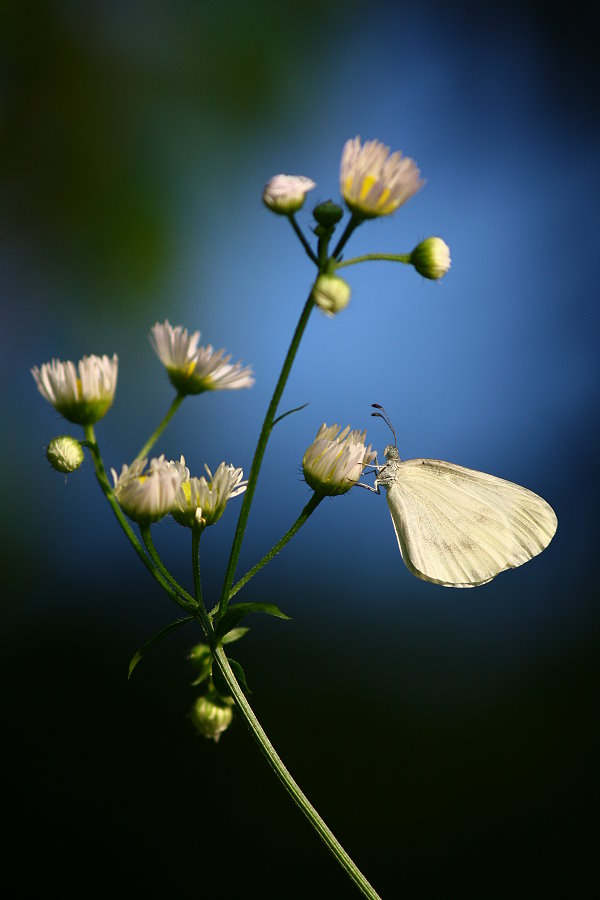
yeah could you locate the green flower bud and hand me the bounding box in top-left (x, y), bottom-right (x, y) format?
top-left (410, 236), bottom-right (451, 280)
top-left (312, 274), bottom-right (351, 317)
top-left (188, 643), bottom-right (213, 686)
top-left (313, 200), bottom-right (344, 227)
top-left (190, 693), bottom-right (233, 742)
top-left (46, 435), bottom-right (84, 473)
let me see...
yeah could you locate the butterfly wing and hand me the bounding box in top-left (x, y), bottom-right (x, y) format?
top-left (385, 459), bottom-right (557, 588)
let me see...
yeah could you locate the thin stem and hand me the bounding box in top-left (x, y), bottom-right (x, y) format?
top-left (332, 213), bottom-right (362, 259)
top-left (216, 286), bottom-right (317, 621)
top-left (336, 252), bottom-right (411, 269)
top-left (230, 493), bottom-right (323, 600)
top-left (84, 424), bottom-right (196, 614)
top-left (141, 525), bottom-right (198, 609)
top-left (213, 644), bottom-right (382, 900)
top-left (134, 393), bottom-right (185, 463)
top-left (191, 524), bottom-right (205, 607)
top-left (289, 214), bottom-right (319, 265)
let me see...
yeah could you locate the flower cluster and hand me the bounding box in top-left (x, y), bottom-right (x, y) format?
top-left (303, 423), bottom-right (376, 496)
top-left (110, 454), bottom-right (247, 528)
top-left (150, 321), bottom-right (254, 395)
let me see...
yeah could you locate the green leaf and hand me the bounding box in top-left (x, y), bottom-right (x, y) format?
top-left (211, 654), bottom-right (251, 698)
top-left (128, 616), bottom-right (195, 679)
top-left (229, 657), bottom-right (251, 695)
top-left (211, 658), bottom-right (231, 700)
top-left (221, 626), bottom-right (250, 645)
top-left (272, 402), bottom-right (309, 428)
top-left (215, 602), bottom-right (291, 640)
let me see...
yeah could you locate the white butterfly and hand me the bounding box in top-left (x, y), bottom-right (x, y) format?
top-left (370, 407), bottom-right (557, 588)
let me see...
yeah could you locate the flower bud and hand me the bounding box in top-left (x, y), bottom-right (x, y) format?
top-left (313, 200), bottom-right (344, 228)
top-left (410, 237), bottom-right (451, 280)
top-left (190, 693), bottom-right (233, 742)
top-left (262, 174), bottom-right (316, 215)
top-left (312, 274), bottom-right (351, 316)
top-left (46, 435), bottom-right (84, 473)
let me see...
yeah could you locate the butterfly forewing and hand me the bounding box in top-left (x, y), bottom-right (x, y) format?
top-left (385, 459), bottom-right (557, 588)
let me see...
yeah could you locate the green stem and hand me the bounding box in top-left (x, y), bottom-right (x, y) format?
top-left (141, 525), bottom-right (198, 609)
top-left (230, 493), bottom-right (323, 600)
top-left (84, 424), bottom-right (196, 614)
top-left (336, 252), bottom-right (411, 269)
top-left (216, 286), bottom-right (318, 621)
top-left (134, 393), bottom-right (185, 463)
top-left (191, 524), bottom-right (205, 607)
top-left (332, 213), bottom-right (362, 259)
top-left (212, 644), bottom-right (382, 900)
top-left (289, 214), bottom-right (319, 265)
top-left (190, 527), bottom-right (219, 646)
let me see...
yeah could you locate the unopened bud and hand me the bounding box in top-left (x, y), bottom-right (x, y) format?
top-left (46, 436), bottom-right (84, 473)
top-left (312, 274), bottom-right (351, 316)
top-left (262, 174), bottom-right (316, 215)
top-left (410, 237), bottom-right (451, 280)
top-left (313, 200), bottom-right (344, 228)
top-left (190, 693), bottom-right (233, 742)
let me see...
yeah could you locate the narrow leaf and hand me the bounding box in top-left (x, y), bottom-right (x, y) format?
top-left (221, 626), bottom-right (250, 645)
top-left (127, 616), bottom-right (195, 680)
top-left (229, 657), bottom-right (251, 695)
top-left (215, 602), bottom-right (291, 640)
top-left (272, 402), bottom-right (309, 428)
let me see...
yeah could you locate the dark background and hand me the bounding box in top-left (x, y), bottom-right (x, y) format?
top-left (3, 1), bottom-right (599, 896)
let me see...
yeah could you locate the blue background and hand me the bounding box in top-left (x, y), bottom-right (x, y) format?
top-left (3, 1), bottom-right (599, 896)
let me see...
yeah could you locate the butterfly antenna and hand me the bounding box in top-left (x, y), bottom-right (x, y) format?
top-left (371, 403), bottom-right (397, 447)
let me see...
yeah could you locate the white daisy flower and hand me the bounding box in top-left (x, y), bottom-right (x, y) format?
top-left (172, 461), bottom-right (247, 528)
top-left (111, 454), bottom-right (186, 524)
top-left (410, 236), bottom-right (452, 280)
top-left (262, 174), bottom-right (316, 215)
top-left (32, 354), bottom-right (118, 425)
top-left (303, 423), bottom-right (376, 496)
top-left (150, 321), bottom-right (254, 395)
top-left (340, 136), bottom-right (424, 219)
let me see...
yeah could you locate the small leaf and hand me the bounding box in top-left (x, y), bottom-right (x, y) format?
top-left (211, 654), bottom-right (251, 698)
top-left (128, 616), bottom-right (195, 679)
top-left (221, 626), bottom-right (250, 645)
top-left (229, 658), bottom-right (251, 695)
top-left (272, 402), bottom-right (309, 428)
top-left (211, 658), bottom-right (232, 700)
top-left (215, 602), bottom-right (291, 640)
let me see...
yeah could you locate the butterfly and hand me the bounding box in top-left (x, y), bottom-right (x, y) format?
top-left (369, 406), bottom-right (557, 588)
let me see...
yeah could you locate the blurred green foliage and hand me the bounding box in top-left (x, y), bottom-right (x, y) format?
top-left (0, 0), bottom-right (344, 300)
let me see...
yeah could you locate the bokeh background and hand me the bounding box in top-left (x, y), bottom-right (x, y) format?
top-left (3, 1), bottom-right (599, 896)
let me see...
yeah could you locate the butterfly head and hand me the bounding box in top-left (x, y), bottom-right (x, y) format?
top-left (384, 444), bottom-right (400, 461)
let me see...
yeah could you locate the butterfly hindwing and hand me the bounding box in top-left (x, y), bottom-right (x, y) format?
top-left (384, 458), bottom-right (557, 588)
